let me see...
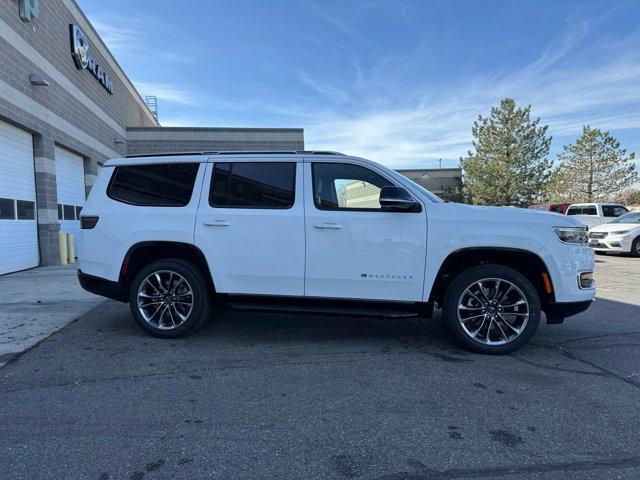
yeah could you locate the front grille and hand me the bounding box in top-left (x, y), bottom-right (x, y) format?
top-left (589, 232), bottom-right (608, 239)
top-left (590, 242), bottom-right (608, 249)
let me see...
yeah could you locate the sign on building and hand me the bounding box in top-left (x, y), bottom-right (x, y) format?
top-left (19, 0), bottom-right (39, 22)
top-left (70, 24), bottom-right (115, 95)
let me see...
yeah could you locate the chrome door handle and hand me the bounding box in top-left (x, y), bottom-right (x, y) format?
top-left (203, 220), bottom-right (230, 227)
top-left (313, 222), bottom-right (342, 229)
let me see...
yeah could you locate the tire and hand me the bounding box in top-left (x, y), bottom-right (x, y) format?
top-left (128, 258), bottom-right (212, 338)
top-left (442, 264), bottom-right (541, 354)
top-left (631, 237), bottom-right (640, 258)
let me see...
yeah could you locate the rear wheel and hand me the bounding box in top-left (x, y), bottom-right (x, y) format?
top-left (442, 264), bottom-right (541, 354)
top-left (129, 259), bottom-right (212, 338)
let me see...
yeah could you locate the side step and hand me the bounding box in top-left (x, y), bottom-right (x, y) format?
top-left (227, 302), bottom-right (421, 319)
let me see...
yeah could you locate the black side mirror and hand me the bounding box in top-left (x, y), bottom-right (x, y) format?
top-left (379, 186), bottom-right (421, 212)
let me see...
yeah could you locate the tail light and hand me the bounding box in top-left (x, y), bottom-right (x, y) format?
top-left (80, 215), bottom-right (99, 229)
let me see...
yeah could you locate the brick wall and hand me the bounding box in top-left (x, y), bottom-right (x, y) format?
top-left (126, 127), bottom-right (305, 155)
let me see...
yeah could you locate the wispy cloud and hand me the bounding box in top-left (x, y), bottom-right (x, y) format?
top-left (303, 1), bottom-right (372, 45)
top-left (287, 26), bottom-right (640, 168)
top-left (133, 81), bottom-right (201, 107)
top-left (83, 1), bottom-right (640, 171)
top-left (88, 14), bottom-right (195, 65)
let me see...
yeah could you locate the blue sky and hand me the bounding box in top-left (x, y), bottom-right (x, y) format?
top-left (79, 0), bottom-right (640, 170)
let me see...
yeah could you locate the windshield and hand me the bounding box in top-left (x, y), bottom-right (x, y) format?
top-left (609, 211), bottom-right (640, 224)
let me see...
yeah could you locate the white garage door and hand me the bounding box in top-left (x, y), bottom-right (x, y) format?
top-left (55, 147), bottom-right (85, 254)
top-left (0, 120), bottom-right (38, 275)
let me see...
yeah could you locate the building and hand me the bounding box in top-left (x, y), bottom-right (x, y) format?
top-left (0, 0), bottom-right (303, 275)
top-left (396, 168), bottom-right (463, 199)
top-left (126, 127), bottom-right (304, 156)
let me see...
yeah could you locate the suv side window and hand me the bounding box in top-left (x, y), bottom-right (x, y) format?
top-left (312, 163), bottom-right (394, 210)
top-left (107, 163), bottom-right (199, 206)
top-left (209, 162), bottom-right (296, 209)
top-left (582, 205), bottom-right (597, 215)
top-left (602, 205), bottom-right (628, 217)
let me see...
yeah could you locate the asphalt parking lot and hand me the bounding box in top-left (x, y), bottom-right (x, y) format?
top-left (1, 254), bottom-right (639, 480)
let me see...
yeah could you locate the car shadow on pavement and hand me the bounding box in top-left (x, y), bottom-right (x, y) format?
top-left (87, 293), bottom-right (640, 371)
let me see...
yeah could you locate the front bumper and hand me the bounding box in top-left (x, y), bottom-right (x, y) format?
top-left (589, 235), bottom-right (633, 253)
top-left (544, 300), bottom-right (593, 324)
top-left (78, 270), bottom-right (127, 302)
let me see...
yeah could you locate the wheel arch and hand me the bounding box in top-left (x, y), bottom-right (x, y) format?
top-left (119, 241), bottom-right (216, 294)
top-left (427, 247), bottom-right (556, 308)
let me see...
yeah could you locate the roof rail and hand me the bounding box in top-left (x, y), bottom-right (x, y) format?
top-left (126, 151), bottom-right (205, 158)
top-left (204, 150), bottom-right (299, 155)
top-left (296, 150), bottom-right (344, 155)
top-left (125, 150), bottom-right (346, 158)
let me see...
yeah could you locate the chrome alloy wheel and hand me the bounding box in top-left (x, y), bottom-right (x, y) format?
top-left (457, 278), bottom-right (529, 346)
top-left (137, 270), bottom-right (194, 330)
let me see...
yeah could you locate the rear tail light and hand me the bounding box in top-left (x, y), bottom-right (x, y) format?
top-left (80, 215), bottom-right (99, 229)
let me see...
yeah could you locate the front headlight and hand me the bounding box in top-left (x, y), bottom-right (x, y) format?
top-left (610, 230), bottom-right (629, 235)
top-left (554, 226), bottom-right (588, 244)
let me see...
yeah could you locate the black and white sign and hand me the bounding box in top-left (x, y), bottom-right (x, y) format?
top-left (70, 24), bottom-right (114, 95)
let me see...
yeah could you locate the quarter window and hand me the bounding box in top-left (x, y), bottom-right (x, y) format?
top-left (312, 163), bottom-right (393, 210)
top-left (107, 163), bottom-right (200, 207)
top-left (209, 162), bottom-right (296, 209)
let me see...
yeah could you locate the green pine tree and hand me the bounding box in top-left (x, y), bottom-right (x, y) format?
top-left (461, 98), bottom-right (552, 206)
top-left (547, 126), bottom-right (638, 202)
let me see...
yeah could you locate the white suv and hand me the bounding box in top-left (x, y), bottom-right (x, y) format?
top-left (78, 151), bottom-right (596, 354)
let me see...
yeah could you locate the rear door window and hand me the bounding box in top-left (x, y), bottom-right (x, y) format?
top-left (107, 163), bottom-right (200, 206)
top-left (209, 162), bottom-right (296, 209)
top-left (582, 206), bottom-right (597, 215)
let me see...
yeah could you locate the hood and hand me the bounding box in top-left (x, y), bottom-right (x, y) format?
top-left (590, 222), bottom-right (640, 233)
top-left (439, 203), bottom-right (582, 227)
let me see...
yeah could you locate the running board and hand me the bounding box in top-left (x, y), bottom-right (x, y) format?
top-left (226, 302), bottom-right (421, 318)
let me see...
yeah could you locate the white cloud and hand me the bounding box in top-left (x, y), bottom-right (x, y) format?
top-left (291, 28), bottom-right (640, 168)
top-left (133, 81), bottom-right (201, 107)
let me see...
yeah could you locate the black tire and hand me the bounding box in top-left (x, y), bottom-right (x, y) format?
top-left (442, 264), bottom-right (541, 354)
top-left (128, 258), bottom-right (212, 338)
top-left (631, 237), bottom-right (640, 258)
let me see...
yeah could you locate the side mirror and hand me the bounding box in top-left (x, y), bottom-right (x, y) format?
top-left (379, 186), bottom-right (421, 212)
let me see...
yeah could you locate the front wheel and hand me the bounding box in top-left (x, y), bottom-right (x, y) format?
top-left (442, 264), bottom-right (541, 354)
top-left (631, 237), bottom-right (640, 258)
top-left (129, 259), bottom-right (212, 338)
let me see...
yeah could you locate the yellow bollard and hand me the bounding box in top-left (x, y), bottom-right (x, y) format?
top-left (67, 233), bottom-right (75, 264)
top-left (58, 232), bottom-right (68, 266)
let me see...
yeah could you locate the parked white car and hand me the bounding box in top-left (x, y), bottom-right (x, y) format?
top-left (588, 211), bottom-right (640, 257)
top-left (78, 151), bottom-right (595, 354)
top-left (566, 203), bottom-right (629, 228)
